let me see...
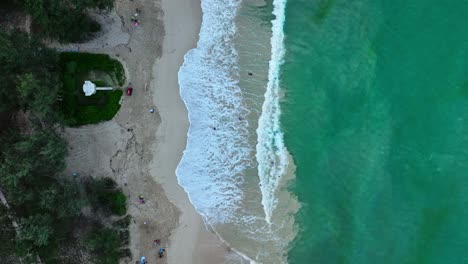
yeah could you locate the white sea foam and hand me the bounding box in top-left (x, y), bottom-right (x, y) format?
top-left (177, 0), bottom-right (292, 262)
top-left (177, 0), bottom-right (249, 224)
top-left (256, 0), bottom-right (289, 224)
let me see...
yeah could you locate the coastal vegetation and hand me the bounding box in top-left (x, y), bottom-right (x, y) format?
top-left (2, 0), bottom-right (113, 42)
top-left (0, 32), bottom-right (125, 127)
top-left (0, 204), bottom-right (16, 259)
top-left (0, 94), bottom-right (130, 263)
top-left (0, 5), bottom-right (130, 262)
top-left (0, 31), bottom-right (60, 117)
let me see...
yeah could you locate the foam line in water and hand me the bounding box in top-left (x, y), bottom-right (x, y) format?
top-left (177, 0), bottom-right (249, 224)
top-left (255, 0), bottom-right (289, 224)
top-left (176, 1), bottom-right (264, 261)
top-left (176, 0), bottom-right (293, 261)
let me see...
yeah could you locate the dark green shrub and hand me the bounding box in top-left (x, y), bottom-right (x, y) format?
top-left (118, 229), bottom-right (129, 246)
top-left (86, 177), bottom-right (127, 216)
top-left (86, 228), bottom-right (120, 264)
top-left (111, 191), bottom-right (127, 216)
top-left (0, 205), bottom-right (15, 257)
top-left (119, 248), bottom-right (131, 259)
top-left (112, 215), bottom-right (131, 229)
top-left (18, 0), bottom-right (110, 43)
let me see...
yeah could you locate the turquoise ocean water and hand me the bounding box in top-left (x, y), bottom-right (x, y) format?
top-left (178, 0), bottom-right (468, 262)
top-left (282, 1), bottom-right (468, 263)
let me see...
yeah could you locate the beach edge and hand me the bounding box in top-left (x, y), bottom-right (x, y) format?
top-left (150, 0), bottom-right (236, 263)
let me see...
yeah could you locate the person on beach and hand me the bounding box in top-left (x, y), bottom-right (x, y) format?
top-left (158, 248), bottom-right (165, 258)
top-left (131, 10), bottom-right (141, 27)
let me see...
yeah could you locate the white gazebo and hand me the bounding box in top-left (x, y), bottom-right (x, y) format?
top-left (82, 80), bottom-right (113, 96)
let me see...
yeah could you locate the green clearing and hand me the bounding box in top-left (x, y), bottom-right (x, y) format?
top-left (59, 52), bottom-right (126, 126)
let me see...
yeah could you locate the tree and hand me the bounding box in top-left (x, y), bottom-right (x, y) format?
top-left (17, 73), bottom-right (59, 119)
top-left (70, 0), bottom-right (114, 10)
top-left (85, 177), bottom-right (127, 216)
top-left (87, 228), bottom-right (120, 264)
top-left (0, 130), bottom-right (67, 206)
top-left (17, 214), bottom-right (53, 247)
top-left (0, 204), bottom-right (16, 257)
top-left (39, 183), bottom-right (83, 219)
top-left (17, 0), bottom-right (113, 42)
top-left (0, 31), bottom-right (59, 114)
top-left (0, 133), bottom-right (34, 189)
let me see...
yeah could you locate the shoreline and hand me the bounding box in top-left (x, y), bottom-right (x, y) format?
top-left (150, 0), bottom-right (238, 263)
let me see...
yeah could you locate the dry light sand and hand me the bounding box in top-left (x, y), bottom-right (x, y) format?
top-left (59, 0), bottom-right (243, 263)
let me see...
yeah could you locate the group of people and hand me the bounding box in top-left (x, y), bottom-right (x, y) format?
top-left (139, 240), bottom-right (165, 264)
top-left (138, 194), bottom-right (166, 262)
top-left (131, 8), bottom-right (142, 27)
top-left (154, 239), bottom-right (165, 257)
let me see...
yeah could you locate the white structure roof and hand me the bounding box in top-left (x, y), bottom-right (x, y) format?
top-left (83, 81), bottom-right (96, 96)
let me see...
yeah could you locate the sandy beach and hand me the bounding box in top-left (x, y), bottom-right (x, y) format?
top-left (59, 0), bottom-right (238, 263)
top-left (151, 0), bottom-right (242, 263)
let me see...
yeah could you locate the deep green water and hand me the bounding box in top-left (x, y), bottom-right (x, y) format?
top-left (281, 1), bottom-right (468, 263)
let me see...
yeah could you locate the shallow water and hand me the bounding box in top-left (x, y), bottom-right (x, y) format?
top-left (177, 0), bottom-right (296, 262)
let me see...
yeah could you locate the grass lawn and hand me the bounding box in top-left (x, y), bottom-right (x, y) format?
top-left (58, 52), bottom-right (126, 126)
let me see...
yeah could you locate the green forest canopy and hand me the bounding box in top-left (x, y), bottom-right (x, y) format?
top-left (3, 0), bottom-right (114, 42)
top-left (0, 13), bottom-right (131, 263)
